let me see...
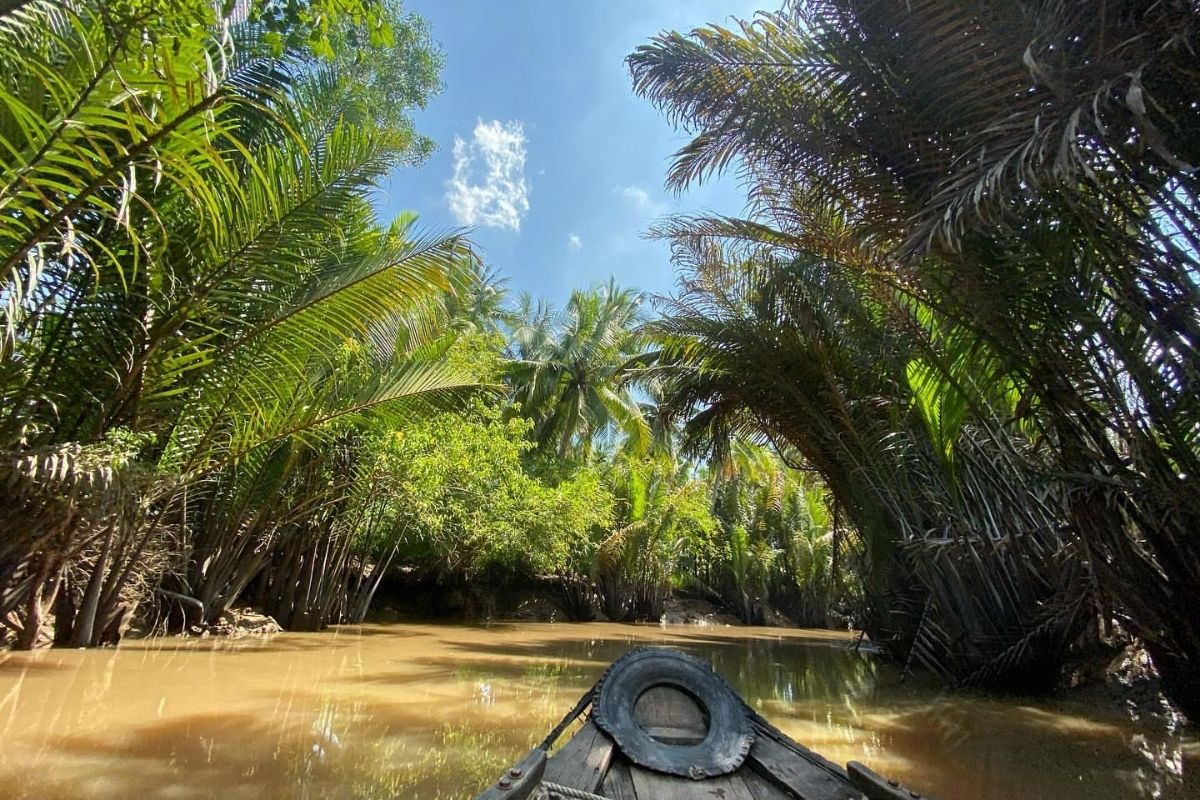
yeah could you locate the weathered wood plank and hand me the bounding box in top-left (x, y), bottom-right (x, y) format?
top-left (752, 718), bottom-right (849, 777)
top-left (628, 764), bottom-right (757, 800)
top-left (741, 767), bottom-right (797, 800)
top-left (628, 765), bottom-right (692, 800)
top-left (639, 724), bottom-right (707, 744)
top-left (848, 761), bottom-right (931, 800)
top-left (601, 758), bottom-right (638, 800)
top-left (711, 774), bottom-right (759, 800)
top-left (746, 730), bottom-right (858, 800)
top-left (543, 721), bottom-right (615, 792)
top-left (475, 748), bottom-right (546, 800)
top-left (634, 685), bottom-right (707, 735)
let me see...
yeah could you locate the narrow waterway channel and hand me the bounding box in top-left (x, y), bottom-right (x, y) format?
top-left (0, 623), bottom-right (1193, 799)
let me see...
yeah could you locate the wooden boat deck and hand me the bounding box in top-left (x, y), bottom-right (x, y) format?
top-left (475, 649), bottom-right (933, 800)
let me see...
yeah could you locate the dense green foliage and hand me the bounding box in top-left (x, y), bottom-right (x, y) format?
top-left (708, 443), bottom-right (840, 627)
top-left (629, 0), bottom-right (1200, 713)
top-left (382, 400), bottom-right (613, 581)
top-left (0, 0), bottom-right (475, 641)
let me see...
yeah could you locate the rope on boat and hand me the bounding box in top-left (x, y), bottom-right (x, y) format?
top-left (535, 782), bottom-right (610, 800)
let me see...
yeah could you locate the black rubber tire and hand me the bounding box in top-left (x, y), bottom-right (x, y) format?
top-left (591, 647), bottom-right (754, 779)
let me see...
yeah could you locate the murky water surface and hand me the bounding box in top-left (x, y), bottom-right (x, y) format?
top-left (0, 623), bottom-right (1194, 799)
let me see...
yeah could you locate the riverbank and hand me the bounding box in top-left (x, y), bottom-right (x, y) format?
top-left (1061, 642), bottom-right (1191, 734)
top-left (373, 587), bottom-right (772, 627)
top-left (366, 574), bottom-right (824, 628)
top-left (130, 588), bottom-right (1191, 739)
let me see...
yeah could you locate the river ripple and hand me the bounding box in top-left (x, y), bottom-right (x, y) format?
top-left (0, 622), bottom-right (1194, 799)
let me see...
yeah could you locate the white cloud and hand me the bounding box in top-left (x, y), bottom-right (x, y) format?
top-left (621, 185), bottom-right (650, 206)
top-left (446, 119), bottom-right (530, 231)
top-left (618, 184), bottom-right (669, 215)
top-left (567, 233), bottom-right (582, 253)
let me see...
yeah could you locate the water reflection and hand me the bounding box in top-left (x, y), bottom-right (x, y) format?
top-left (0, 623), bottom-right (1193, 799)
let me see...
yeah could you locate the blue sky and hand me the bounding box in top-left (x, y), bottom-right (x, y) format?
top-left (377, 1), bottom-right (764, 307)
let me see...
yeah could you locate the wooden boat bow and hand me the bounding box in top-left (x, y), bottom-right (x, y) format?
top-left (474, 646), bottom-right (935, 800)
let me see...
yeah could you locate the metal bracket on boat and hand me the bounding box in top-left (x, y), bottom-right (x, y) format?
top-left (476, 748), bottom-right (547, 800)
top-left (591, 647), bottom-right (754, 779)
top-left (847, 761), bottom-right (926, 799)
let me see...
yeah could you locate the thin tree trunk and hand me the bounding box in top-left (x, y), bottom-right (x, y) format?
top-left (14, 557), bottom-right (51, 650)
top-left (831, 502), bottom-right (841, 590)
top-left (351, 544), bottom-right (398, 623)
top-left (53, 571), bottom-right (75, 646)
top-left (69, 526), bottom-right (114, 647)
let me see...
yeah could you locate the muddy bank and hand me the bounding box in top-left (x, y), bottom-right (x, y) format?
top-left (368, 585), bottom-right (756, 626)
top-left (365, 571), bottom-right (800, 628)
top-left (193, 608), bottom-right (283, 639)
top-left (500, 593), bottom-right (748, 627)
top-left (1061, 642), bottom-right (1189, 731)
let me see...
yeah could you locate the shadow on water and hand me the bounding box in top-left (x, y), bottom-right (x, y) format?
top-left (0, 623), bottom-right (1193, 800)
top-left (0, 654), bottom-right (71, 673)
top-left (423, 631), bottom-right (883, 706)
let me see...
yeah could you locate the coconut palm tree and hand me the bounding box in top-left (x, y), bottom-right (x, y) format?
top-left (506, 280), bottom-right (652, 457)
top-left (445, 260), bottom-right (515, 336)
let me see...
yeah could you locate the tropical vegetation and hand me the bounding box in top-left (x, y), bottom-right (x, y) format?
top-left (1, 0), bottom-right (1197, 727)
top-left (0, 0), bottom-right (475, 644)
top-left (629, 0), bottom-right (1200, 716)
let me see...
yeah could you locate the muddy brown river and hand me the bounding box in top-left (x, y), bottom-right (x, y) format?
top-left (0, 623), bottom-right (1194, 799)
